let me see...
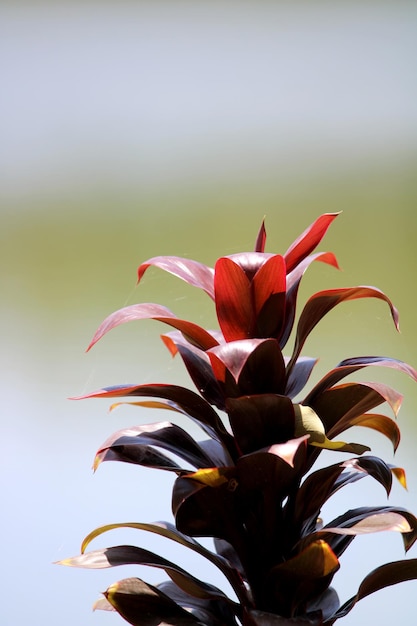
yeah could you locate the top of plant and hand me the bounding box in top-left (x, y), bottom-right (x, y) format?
top-left (61, 213), bottom-right (417, 626)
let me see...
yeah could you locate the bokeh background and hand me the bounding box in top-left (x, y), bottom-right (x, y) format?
top-left (2, 1), bottom-right (417, 624)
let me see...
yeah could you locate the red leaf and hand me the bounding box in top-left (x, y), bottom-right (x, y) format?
top-left (254, 219), bottom-right (267, 253)
top-left (86, 303), bottom-right (219, 352)
top-left (253, 255), bottom-right (286, 338)
top-left (284, 213), bottom-right (340, 274)
top-left (137, 255), bottom-right (215, 299)
top-left (214, 257), bottom-right (254, 341)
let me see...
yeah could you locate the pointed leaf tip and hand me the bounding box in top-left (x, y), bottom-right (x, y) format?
top-left (255, 218), bottom-right (267, 252)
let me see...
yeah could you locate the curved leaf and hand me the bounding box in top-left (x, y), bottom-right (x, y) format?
top-left (322, 506), bottom-right (417, 552)
top-left (293, 456), bottom-right (393, 535)
top-left (266, 540), bottom-right (339, 617)
top-left (280, 251), bottom-right (340, 349)
top-left (159, 580), bottom-right (240, 626)
top-left (87, 302), bottom-right (219, 352)
top-left (305, 356), bottom-right (417, 405)
top-left (103, 577), bottom-right (203, 625)
top-left (285, 357), bottom-right (318, 399)
top-left (72, 383), bottom-right (233, 451)
top-left (137, 255), bottom-right (215, 299)
top-left (93, 422), bottom-right (216, 472)
top-left (348, 413), bottom-right (401, 452)
top-left (329, 559), bottom-right (417, 622)
top-left (208, 338), bottom-right (286, 398)
top-left (80, 521), bottom-right (249, 607)
top-left (294, 404), bottom-right (370, 455)
top-left (308, 382), bottom-right (402, 444)
top-left (59, 544), bottom-right (230, 603)
top-left (287, 286), bottom-right (400, 374)
top-left (284, 212), bottom-right (340, 274)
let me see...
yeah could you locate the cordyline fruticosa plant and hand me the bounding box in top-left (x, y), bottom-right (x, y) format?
top-left (60, 212), bottom-right (417, 625)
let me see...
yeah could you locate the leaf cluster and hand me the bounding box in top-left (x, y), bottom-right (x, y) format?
top-left (60, 214), bottom-right (417, 625)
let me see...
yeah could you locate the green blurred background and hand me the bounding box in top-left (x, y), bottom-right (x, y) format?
top-left (1, 2), bottom-right (417, 624)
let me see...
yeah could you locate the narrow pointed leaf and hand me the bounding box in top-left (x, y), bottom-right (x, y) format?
top-left (322, 506), bottom-right (417, 552)
top-left (331, 559), bottom-right (417, 621)
top-left (307, 383), bottom-right (401, 443)
top-left (137, 255), bottom-right (215, 299)
top-left (80, 521), bottom-right (249, 606)
top-left (254, 219), bottom-right (267, 253)
top-left (72, 383), bottom-right (232, 449)
top-left (284, 212), bottom-right (340, 273)
top-left (285, 357), bottom-right (318, 399)
top-left (93, 422), bottom-right (216, 472)
top-left (288, 286), bottom-right (400, 373)
top-left (87, 303), bottom-right (219, 352)
top-left (305, 356), bottom-right (417, 405)
top-left (59, 545), bottom-right (229, 602)
top-left (280, 251), bottom-right (340, 349)
top-left (348, 413), bottom-right (401, 452)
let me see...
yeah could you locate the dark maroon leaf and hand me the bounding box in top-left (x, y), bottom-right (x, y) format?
top-left (87, 303), bottom-right (219, 352)
top-left (137, 255), bottom-right (215, 299)
top-left (321, 506), bottom-right (417, 553)
top-left (94, 422), bottom-right (216, 472)
top-left (208, 339), bottom-right (286, 398)
top-left (293, 456), bottom-right (393, 537)
top-left (103, 577), bottom-right (203, 625)
top-left (226, 395), bottom-right (295, 455)
top-left (328, 559), bottom-right (417, 623)
top-left (159, 580), bottom-right (240, 626)
top-left (305, 356), bottom-right (417, 405)
top-left (72, 383), bottom-right (233, 451)
top-left (306, 587), bottom-right (339, 622)
top-left (287, 287), bottom-right (400, 374)
top-left (160, 330), bottom-right (225, 409)
top-left (284, 212), bottom-right (340, 274)
top-left (173, 472), bottom-right (247, 550)
top-left (61, 544), bottom-right (230, 603)
top-left (285, 357), bottom-right (318, 399)
top-left (307, 383), bottom-right (395, 439)
top-left (80, 521), bottom-right (249, 609)
top-left (265, 540), bottom-right (339, 618)
top-left (213, 538), bottom-right (245, 576)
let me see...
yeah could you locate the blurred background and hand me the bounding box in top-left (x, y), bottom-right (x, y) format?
top-left (1, 1), bottom-right (417, 624)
